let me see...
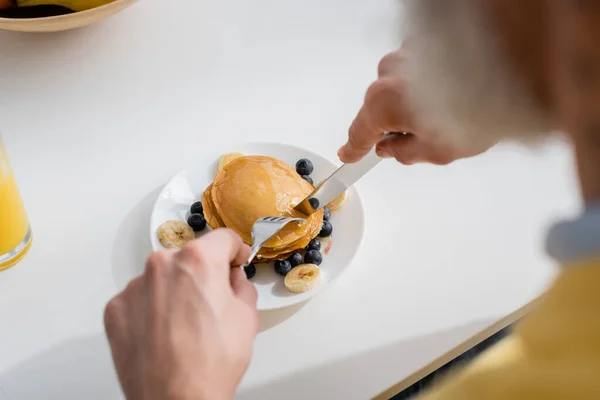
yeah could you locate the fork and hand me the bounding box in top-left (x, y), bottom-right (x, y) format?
top-left (241, 216), bottom-right (307, 269)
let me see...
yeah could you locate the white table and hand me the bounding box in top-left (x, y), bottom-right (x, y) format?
top-left (0, 0), bottom-right (580, 399)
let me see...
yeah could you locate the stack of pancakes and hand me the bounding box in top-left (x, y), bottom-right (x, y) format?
top-left (202, 155), bottom-right (324, 263)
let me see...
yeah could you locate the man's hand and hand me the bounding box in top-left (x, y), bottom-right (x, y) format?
top-left (338, 49), bottom-right (492, 165)
top-left (104, 229), bottom-right (258, 400)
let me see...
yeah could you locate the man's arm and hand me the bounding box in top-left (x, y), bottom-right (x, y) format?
top-left (339, 0), bottom-right (556, 166)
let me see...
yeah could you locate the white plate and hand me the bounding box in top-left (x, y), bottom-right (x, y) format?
top-left (150, 142), bottom-right (365, 310)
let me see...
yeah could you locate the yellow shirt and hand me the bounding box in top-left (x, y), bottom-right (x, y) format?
top-left (418, 259), bottom-right (600, 400)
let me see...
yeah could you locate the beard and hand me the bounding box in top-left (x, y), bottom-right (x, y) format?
top-left (401, 0), bottom-right (553, 149)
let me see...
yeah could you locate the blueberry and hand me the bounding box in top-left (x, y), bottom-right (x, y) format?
top-left (190, 201), bottom-right (204, 215)
top-left (323, 206), bottom-right (331, 221)
top-left (296, 158), bottom-right (314, 176)
top-left (287, 253), bottom-right (303, 267)
top-left (245, 263), bottom-right (256, 279)
top-left (274, 260), bottom-right (293, 276)
top-left (318, 221), bottom-right (333, 237)
top-left (307, 238), bottom-right (321, 251)
top-left (309, 198), bottom-right (320, 210)
top-left (302, 175), bottom-right (314, 185)
top-left (187, 213), bottom-right (207, 231)
top-left (304, 249), bottom-right (323, 266)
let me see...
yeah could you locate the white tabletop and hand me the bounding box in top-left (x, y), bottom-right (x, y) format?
top-left (0, 0), bottom-right (580, 399)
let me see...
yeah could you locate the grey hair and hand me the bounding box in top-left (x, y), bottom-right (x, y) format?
top-left (401, 0), bottom-right (553, 148)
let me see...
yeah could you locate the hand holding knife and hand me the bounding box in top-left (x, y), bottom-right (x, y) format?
top-left (294, 146), bottom-right (383, 215)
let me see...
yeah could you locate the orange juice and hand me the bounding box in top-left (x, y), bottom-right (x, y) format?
top-left (0, 140), bottom-right (31, 270)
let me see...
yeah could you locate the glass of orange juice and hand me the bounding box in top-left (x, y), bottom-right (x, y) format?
top-left (0, 135), bottom-right (32, 271)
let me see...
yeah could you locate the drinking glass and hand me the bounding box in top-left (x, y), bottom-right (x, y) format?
top-left (0, 135), bottom-right (32, 270)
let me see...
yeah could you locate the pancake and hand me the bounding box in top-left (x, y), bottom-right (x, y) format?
top-left (201, 184), bottom-right (226, 229)
top-left (211, 155), bottom-right (324, 249)
top-left (255, 249), bottom-right (297, 263)
top-left (259, 210), bottom-right (323, 256)
top-left (257, 235), bottom-right (312, 260)
top-left (204, 184), bottom-right (316, 261)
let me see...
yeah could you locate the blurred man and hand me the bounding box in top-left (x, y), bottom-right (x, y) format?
top-left (104, 1), bottom-right (600, 398)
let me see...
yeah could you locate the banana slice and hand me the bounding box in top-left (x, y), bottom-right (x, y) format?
top-left (157, 220), bottom-right (195, 249)
top-left (327, 190), bottom-right (348, 211)
top-left (218, 152), bottom-right (245, 172)
top-left (284, 264), bottom-right (321, 293)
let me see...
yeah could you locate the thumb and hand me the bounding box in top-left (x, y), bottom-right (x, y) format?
top-left (339, 77), bottom-right (409, 163)
top-left (376, 133), bottom-right (468, 165)
top-left (230, 268), bottom-right (258, 308)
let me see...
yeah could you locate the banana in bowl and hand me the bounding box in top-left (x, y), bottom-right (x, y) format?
top-left (0, 0), bottom-right (136, 32)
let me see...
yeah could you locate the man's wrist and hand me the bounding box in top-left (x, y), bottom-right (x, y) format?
top-left (168, 379), bottom-right (233, 400)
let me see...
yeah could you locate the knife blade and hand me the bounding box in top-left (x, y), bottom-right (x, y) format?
top-left (294, 147), bottom-right (382, 215)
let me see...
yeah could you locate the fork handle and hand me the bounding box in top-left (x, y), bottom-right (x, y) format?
top-left (241, 243), bottom-right (262, 269)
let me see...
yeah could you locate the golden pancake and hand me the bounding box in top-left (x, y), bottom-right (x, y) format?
top-left (261, 214), bottom-right (323, 260)
top-left (263, 242), bottom-right (315, 261)
top-left (211, 155), bottom-right (324, 249)
top-left (255, 250), bottom-right (296, 263)
top-left (204, 186), bottom-right (316, 261)
top-left (257, 233), bottom-right (312, 259)
top-left (201, 184), bottom-right (226, 229)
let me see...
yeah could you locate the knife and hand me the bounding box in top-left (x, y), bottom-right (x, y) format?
top-left (294, 146), bottom-right (382, 215)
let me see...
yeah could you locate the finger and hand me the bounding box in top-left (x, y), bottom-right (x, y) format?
top-left (201, 228), bottom-right (251, 266)
top-left (104, 275), bottom-right (145, 352)
top-left (144, 250), bottom-right (177, 332)
top-left (144, 249), bottom-right (176, 291)
top-left (376, 133), bottom-right (420, 164)
top-left (230, 268), bottom-right (258, 307)
top-left (377, 50), bottom-right (404, 78)
top-left (338, 77), bottom-right (410, 163)
top-left (338, 104), bottom-right (383, 163)
top-left (104, 295), bottom-right (128, 346)
top-left (176, 228), bottom-right (251, 281)
top-left (376, 133), bottom-right (458, 165)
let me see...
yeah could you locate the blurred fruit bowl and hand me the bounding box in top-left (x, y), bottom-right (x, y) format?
top-left (0, 0), bottom-right (137, 32)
